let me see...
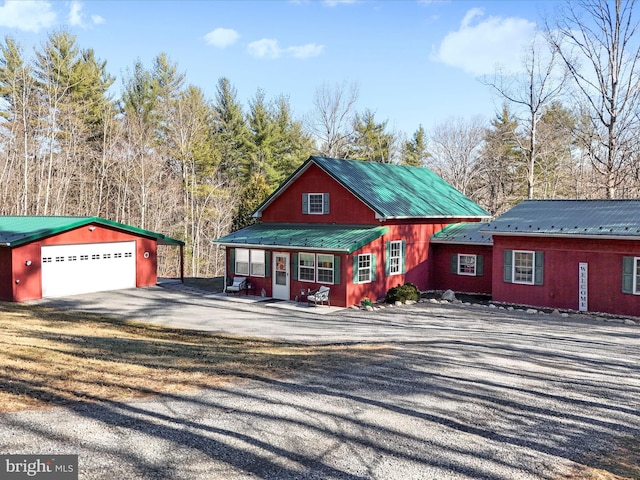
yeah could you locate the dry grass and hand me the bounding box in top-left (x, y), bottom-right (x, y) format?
top-left (0, 302), bottom-right (388, 412)
top-left (567, 436), bottom-right (640, 479)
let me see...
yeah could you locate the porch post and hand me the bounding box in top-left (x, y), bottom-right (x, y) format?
top-left (180, 244), bottom-right (184, 284)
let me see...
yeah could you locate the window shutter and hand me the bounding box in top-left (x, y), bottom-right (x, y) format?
top-left (450, 254), bottom-right (458, 274)
top-left (229, 248), bottom-right (236, 275)
top-left (503, 250), bottom-right (512, 283)
top-left (401, 240), bottom-right (406, 274)
top-left (371, 254), bottom-right (377, 281)
top-left (265, 251), bottom-right (271, 278)
top-left (353, 255), bottom-right (359, 284)
top-left (476, 255), bottom-right (484, 276)
top-left (333, 255), bottom-right (341, 285)
top-left (323, 193), bottom-right (330, 214)
top-left (302, 194), bottom-right (309, 214)
top-left (534, 251), bottom-right (544, 285)
top-left (622, 256), bottom-right (634, 293)
top-left (292, 253), bottom-right (298, 280)
top-left (385, 241), bottom-right (391, 276)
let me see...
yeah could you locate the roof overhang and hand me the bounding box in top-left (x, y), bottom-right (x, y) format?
top-left (481, 231), bottom-right (640, 241)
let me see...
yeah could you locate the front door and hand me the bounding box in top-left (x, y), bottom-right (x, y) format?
top-left (272, 252), bottom-right (290, 300)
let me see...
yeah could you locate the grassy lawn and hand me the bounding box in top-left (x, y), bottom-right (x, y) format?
top-left (0, 302), bottom-right (385, 412)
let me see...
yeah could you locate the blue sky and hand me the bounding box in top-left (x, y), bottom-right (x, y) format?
top-left (0, 0), bottom-right (562, 137)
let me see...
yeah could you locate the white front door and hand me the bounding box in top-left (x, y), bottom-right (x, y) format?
top-left (272, 252), bottom-right (290, 300)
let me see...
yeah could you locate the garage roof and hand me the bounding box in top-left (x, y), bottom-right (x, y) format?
top-left (214, 223), bottom-right (389, 253)
top-left (430, 222), bottom-right (493, 245)
top-left (482, 199), bottom-right (640, 239)
top-left (0, 216), bottom-right (184, 247)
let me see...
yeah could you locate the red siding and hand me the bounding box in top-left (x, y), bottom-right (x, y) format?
top-left (261, 164), bottom-right (378, 224)
top-left (4, 223), bottom-right (159, 302)
top-left (431, 244), bottom-right (493, 294)
top-left (493, 235), bottom-right (640, 317)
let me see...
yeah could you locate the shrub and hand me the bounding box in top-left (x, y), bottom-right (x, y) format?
top-left (385, 282), bottom-right (420, 303)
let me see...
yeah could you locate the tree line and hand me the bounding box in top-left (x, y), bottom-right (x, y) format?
top-left (1, 0), bottom-right (639, 278)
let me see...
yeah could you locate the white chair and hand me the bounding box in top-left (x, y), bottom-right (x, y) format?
top-left (226, 277), bottom-right (247, 295)
top-left (307, 286), bottom-right (330, 306)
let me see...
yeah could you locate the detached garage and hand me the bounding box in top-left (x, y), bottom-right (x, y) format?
top-left (0, 216), bottom-right (184, 302)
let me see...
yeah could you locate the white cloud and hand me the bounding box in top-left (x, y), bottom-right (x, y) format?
top-left (247, 38), bottom-right (324, 60)
top-left (91, 14), bottom-right (105, 25)
top-left (431, 8), bottom-right (537, 76)
top-left (0, 0), bottom-right (56, 32)
top-left (68, 0), bottom-right (83, 26)
top-left (323, 0), bottom-right (358, 6)
top-left (204, 27), bottom-right (240, 48)
top-left (287, 43), bottom-right (324, 59)
top-left (247, 38), bottom-right (281, 59)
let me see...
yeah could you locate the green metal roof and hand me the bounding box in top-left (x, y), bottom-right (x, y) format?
top-left (255, 156), bottom-right (489, 220)
top-left (431, 222), bottom-right (493, 245)
top-left (483, 200), bottom-right (640, 239)
top-left (0, 216), bottom-right (184, 247)
top-left (213, 223), bottom-right (389, 253)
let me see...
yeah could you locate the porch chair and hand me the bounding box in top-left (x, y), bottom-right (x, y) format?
top-left (307, 286), bottom-right (330, 307)
top-left (226, 276), bottom-right (248, 295)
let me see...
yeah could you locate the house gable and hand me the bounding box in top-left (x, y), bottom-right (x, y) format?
top-left (260, 163), bottom-right (379, 224)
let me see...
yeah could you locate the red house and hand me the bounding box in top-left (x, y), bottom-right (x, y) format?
top-left (481, 199), bottom-right (640, 317)
top-left (0, 216), bottom-right (184, 302)
top-left (214, 156), bottom-right (488, 307)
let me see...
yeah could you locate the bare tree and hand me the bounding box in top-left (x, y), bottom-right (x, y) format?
top-left (484, 33), bottom-right (568, 198)
top-left (308, 81), bottom-right (359, 157)
top-left (549, 0), bottom-right (640, 198)
top-left (427, 116), bottom-right (487, 198)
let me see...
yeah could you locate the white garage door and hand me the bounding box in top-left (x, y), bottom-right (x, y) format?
top-left (41, 241), bottom-right (136, 298)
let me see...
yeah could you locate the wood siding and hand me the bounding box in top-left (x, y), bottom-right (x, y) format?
top-left (430, 244), bottom-right (493, 295)
top-left (492, 235), bottom-right (640, 317)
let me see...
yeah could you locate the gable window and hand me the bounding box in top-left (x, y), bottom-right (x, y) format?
top-left (235, 248), bottom-right (249, 275)
top-left (299, 253), bottom-right (315, 281)
top-left (503, 250), bottom-right (543, 285)
top-left (302, 193), bottom-right (330, 214)
top-left (353, 253), bottom-right (376, 284)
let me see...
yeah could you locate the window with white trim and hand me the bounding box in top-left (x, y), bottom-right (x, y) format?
top-left (250, 249), bottom-right (265, 277)
top-left (513, 250), bottom-right (534, 285)
top-left (458, 254), bottom-right (477, 276)
top-left (299, 253), bottom-right (315, 281)
top-left (235, 248), bottom-right (249, 276)
top-left (636, 258), bottom-right (640, 294)
top-left (317, 254), bottom-right (334, 284)
top-left (358, 254), bottom-right (372, 283)
top-left (309, 194), bottom-right (324, 213)
top-left (389, 241), bottom-right (402, 275)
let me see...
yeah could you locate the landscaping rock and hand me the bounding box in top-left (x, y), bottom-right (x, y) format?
top-left (441, 289), bottom-right (456, 302)
top-left (625, 319), bottom-right (637, 325)
top-left (395, 301), bottom-right (403, 307)
top-left (507, 306), bottom-right (514, 311)
top-left (429, 298), bottom-right (439, 304)
top-left (365, 305), bottom-right (374, 312)
top-left (526, 309), bottom-right (538, 314)
top-left (488, 304), bottom-right (496, 309)
top-left (405, 300), bottom-right (416, 305)
top-left (561, 313), bottom-right (569, 318)
top-left (552, 309), bottom-right (560, 315)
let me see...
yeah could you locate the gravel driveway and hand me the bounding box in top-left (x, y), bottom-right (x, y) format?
top-left (2, 286), bottom-right (639, 479)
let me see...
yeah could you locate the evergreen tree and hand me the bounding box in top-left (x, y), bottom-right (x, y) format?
top-left (400, 125), bottom-right (429, 166)
top-left (351, 109), bottom-right (394, 162)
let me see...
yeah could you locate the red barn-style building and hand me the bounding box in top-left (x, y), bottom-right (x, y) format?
top-left (0, 216), bottom-right (184, 302)
top-left (481, 200), bottom-right (640, 317)
top-left (214, 156), bottom-right (489, 307)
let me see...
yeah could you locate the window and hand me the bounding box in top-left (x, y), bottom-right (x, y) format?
top-left (458, 254), bottom-right (477, 276)
top-left (299, 253), bottom-right (315, 282)
top-left (622, 256), bottom-right (640, 294)
top-left (80, 255), bottom-right (88, 261)
top-left (513, 251), bottom-right (534, 284)
top-left (250, 250), bottom-right (265, 277)
top-left (302, 193), bottom-right (329, 214)
top-left (317, 254), bottom-right (334, 284)
top-left (389, 241), bottom-right (402, 275)
top-left (353, 254), bottom-right (376, 284)
top-left (235, 248), bottom-right (249, 275)
top-left (503, 250), bottom-right (543, 285)
top-left (450, 254), bottom-right (484, 276)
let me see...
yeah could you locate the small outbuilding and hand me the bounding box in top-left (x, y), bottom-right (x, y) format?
top-left (0, 216), bottom-right (184, 302)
